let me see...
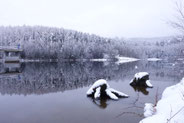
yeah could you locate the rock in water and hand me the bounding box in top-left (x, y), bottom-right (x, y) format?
top-left (87, 79), bottom-right (129, 100)
top-left (130, 72), bottom-right (153, 88)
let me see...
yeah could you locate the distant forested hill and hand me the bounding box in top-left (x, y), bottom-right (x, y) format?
top-left (126, 37), bottom-right (184, 60)
top-left (0, 26), bottom-right (183, 60)
top-left (0, 26), bottom-right (137, 60)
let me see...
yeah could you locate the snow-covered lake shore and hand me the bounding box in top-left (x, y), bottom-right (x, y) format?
top-left (115, 56), bottom-right (139, 64)
top-left (147, 58), bottom-right (162, 62)
top-left (140, 78), bottom-right (184, 123)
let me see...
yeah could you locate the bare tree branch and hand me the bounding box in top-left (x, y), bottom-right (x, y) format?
top-left (169, 0), bottom-right (184, 33)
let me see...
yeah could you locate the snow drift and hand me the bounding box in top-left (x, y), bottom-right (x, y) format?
top-left (140, 78), bottom-right (184, 123)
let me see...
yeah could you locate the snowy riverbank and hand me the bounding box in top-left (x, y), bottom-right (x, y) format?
top-left (140, 78), bottom-right (184, 123)
top-left (147, 58), bottom-right (162, 62)
top-left (89, 56), bottom-right (139, 64)
top-left (115, 56), bottom-right (139, 64)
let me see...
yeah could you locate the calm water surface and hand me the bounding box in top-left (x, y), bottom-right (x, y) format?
top-left (0, 60), bottom-right (183, 123)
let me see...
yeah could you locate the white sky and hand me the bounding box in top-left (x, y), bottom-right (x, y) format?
top-left (0, 0), bottom-right (179, 38)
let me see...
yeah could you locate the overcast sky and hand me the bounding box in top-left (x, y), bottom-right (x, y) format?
top-left (0, 0), bottom-right (179, 38)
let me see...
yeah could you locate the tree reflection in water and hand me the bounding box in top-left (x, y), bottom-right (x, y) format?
top-left (131, 86), bottom-right (149, 95)
top-left (92, 98), bottom-right (108, 109)
top-left (0, 60), bottom-right (183, 96)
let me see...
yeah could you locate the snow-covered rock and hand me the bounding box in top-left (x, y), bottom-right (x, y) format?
top-left (87, 79), bottom-right (129, 100)
top-left (130, 72), bottom-right (153, 88)
top-left (140, 78), bottom-right (184, 123)
top-left (135, 72), bottom-right (149, 80)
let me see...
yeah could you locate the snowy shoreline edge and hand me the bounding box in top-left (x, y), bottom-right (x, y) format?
top-left (140, 78), bottom-right (184, 123)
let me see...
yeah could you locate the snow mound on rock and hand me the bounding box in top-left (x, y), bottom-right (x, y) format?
top-left (135, 72), bottom-right (149, 80)
top-left (86, 79), bottom-right (109, 95)
top-left (87, 79), bottom-right (129, 100)
top-left (130, 72), bottom-right (153, 88)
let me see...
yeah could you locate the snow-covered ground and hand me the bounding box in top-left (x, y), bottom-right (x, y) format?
top-left (115, 56), bottom-right (139, 64)
top-left (147, 58), bottom-right (162, 61)
top-left (90, 56), bottom-right (139, 63)
top-left (140, 78), bottom-right (184, 123)
top-left (143, 103), bottom-right (156, 117)
top-left (20, 59), bottom-right (58, 62)
top-left (90, 59), bottom-right (108, 62)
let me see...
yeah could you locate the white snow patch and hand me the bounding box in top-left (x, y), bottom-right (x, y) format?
top-left (147, 58), bottom-right (162, 61)
top-left (90, 59), bottom-right (108, 62)
top-left (94, 87), bottom-right (101, 99)
top-left (140, 78), bottom-right (184, 123)
top-left (109, 88), bottom-right (129, 97)
top-left (106, 89), bottom-right (118, 100)
top-left (129, 79), bottom-right (134, 84)
top-left (146, 80), bottom-right (153, 88)
top-left (115, 56), bottom-right (139, 64)
top-left (144, 103), bottom-right (155, 117)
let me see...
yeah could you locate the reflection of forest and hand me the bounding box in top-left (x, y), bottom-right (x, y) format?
top-left (0, 60), bottom-right (183, 95)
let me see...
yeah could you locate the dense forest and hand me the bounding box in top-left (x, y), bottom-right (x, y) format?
top-left (0, 26), bottom-right (134, 60)
top-left (125, 37), bottom-right (184, 60)
top-left (0, 26), bottom-right (183, 60)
